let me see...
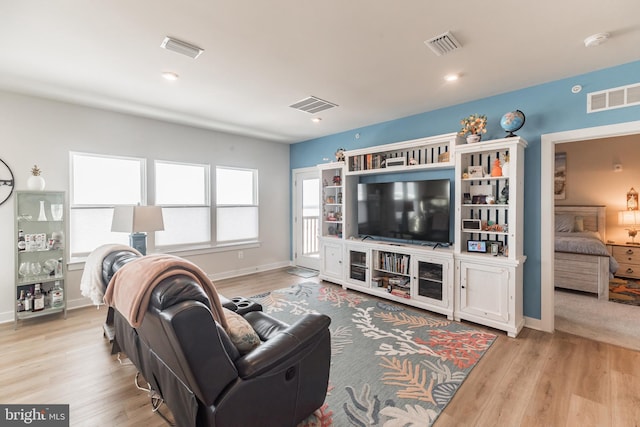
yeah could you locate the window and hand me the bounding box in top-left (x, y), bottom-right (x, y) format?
top-left (70, 152), bottom-right (145, 257)
top-left (155, 161), bottom-right (210, 247)
top-left (216, 166), bottom-right (258, 242)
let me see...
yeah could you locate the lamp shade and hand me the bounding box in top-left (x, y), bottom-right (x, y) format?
top-left (618, 210), bottom-right (640, 226)
top-left (111, 205), bottom-right (165, 233)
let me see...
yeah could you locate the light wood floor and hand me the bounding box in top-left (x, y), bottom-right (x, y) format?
top-left (2, 268), bottom-right (639, 426)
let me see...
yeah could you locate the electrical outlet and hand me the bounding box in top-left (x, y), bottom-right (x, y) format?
top-left (238, 251), bottom-right (244, 259)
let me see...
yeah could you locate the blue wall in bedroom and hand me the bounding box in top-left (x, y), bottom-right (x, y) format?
top-left (290, 60), bottom-right (640, 319)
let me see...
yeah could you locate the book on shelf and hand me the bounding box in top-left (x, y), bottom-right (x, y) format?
top-left (390, 288), bottom-right (410, 299)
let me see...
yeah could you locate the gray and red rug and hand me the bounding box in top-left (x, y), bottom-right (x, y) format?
top-left (610, 277), bottom-right (640, 306)
top-left (251, 282), bottom-right (496, 426)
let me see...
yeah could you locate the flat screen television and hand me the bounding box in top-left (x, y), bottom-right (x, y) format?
top-left (357, 179), bottom-right (451, 244)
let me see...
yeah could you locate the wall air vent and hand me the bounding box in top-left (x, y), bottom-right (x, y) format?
top-left (289, 96), bottom-right (338, 114)
top-left (587, 82), bottom-right (640, 113)
top-left (424, 31), bottom-right (462, 56)
top-left (161, 36), bottom-right (204, 59)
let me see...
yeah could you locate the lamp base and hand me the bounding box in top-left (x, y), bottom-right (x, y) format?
top-left (130, 232), bottom-right (148, 255)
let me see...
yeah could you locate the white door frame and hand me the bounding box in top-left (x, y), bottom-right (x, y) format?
top-left (292, 166), bottom-right (320, 270)
top-left (540, 120), bottom-right (640, 333)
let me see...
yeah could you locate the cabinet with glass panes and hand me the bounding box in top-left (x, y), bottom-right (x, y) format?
top-left (15, 191), bottom-right (67, 327)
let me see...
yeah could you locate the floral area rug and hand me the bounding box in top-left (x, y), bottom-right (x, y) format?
top-left (250, 282), bottom-right (496, 427)
top-left (609, 277), bottom-right (640, 306)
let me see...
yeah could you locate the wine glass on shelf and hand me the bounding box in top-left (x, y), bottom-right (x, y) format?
top-left (30, 262), bottom-right (42, 280)
top-left (50, 204), bottom-right (63, 221)
top-left (18, 262), bottom-right (30, 280)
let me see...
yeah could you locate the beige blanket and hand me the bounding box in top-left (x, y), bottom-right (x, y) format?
top-left (103, 254), bottom-right (228, 330)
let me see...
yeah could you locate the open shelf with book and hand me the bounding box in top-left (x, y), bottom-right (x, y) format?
top-left (344, 133), bottom-right (458, 176)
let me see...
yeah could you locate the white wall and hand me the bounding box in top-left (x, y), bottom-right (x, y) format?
top-left (0, 90), bottom-right (291, 322)
top-left (555, 134), bottom-right (640, 243)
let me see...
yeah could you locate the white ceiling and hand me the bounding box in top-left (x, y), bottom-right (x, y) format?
top-left (1, 1), bottom-right (639, 144)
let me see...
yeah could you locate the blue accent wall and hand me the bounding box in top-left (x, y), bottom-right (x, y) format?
top-left (291, 60), bottom-right (640, 319)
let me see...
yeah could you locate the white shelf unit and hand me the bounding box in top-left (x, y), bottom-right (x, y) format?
top-left (344, 133), bottom-right (458, 176)
top-left (318, 162), bottom-right (345, 238)
top-left (453, 137), bottom-right (527, 337)
top-left (343, 240), bottom-right (454, 318)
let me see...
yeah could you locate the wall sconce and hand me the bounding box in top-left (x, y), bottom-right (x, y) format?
top-left (111, 205), bottom-right (165, 255)
top-left (618, 210), bottom-right (640, 245)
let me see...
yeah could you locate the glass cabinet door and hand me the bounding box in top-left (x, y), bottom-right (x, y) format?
top-left (346, 247), bottom-right (369, 286)
top-left (416, 260), bottom-right (443, 301)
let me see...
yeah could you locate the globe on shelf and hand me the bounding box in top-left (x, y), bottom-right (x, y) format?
top-left (500, 110), bottom-right (525, 137)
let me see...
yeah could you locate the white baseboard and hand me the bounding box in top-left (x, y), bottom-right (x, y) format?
top-left (1, 261), bottom-right (293, 324)
top-left (524, 315), bottom-right (546, 332)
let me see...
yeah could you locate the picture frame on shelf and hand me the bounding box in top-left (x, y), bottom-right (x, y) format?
top-left (467, 240), bottom-right (487, 253)
top-left (468, 166), bottom-right (484, 178)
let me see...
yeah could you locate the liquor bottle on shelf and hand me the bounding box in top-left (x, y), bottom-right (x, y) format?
top-left (55, 258), bottom-right (63, 278)
top-left (24, 289), bottom-right (33, 312)
top-left (18, 230), bottom-right (25, 252)
top-left (33, 284), bottom-right (45, 312)
top-left (51, 281), bottom-right (64, 309)
top-left (17, 290), bottom-right (25, 312)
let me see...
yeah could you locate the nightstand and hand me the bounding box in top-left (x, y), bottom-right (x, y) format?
top-left (608, 243), bottom-right (640, 279)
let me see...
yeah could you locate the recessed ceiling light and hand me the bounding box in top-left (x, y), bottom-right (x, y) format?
top-left (444, 73), bottom-right (460, 82)
top-left (162, 71), bottom-right (179, 81)
top-left (312, 117), bottom-right (322, 123)
top-left (584, 32), bottom-right (610, 48)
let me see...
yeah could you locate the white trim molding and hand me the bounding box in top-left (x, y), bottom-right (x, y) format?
top-left (540, 120), bottom-right (640, 333)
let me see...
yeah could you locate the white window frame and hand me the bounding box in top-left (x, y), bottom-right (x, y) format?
top-left (215, 166), bottom-right (259, 243)
top-left (154, 160), bottom-right (211, 249)
top-left (69, 152), bottom-right (146, 258)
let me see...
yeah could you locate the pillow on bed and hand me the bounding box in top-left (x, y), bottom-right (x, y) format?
top-left (555, 214), bottom-right (575, 232)
top-left (574, 215), bottom-right (585, 232)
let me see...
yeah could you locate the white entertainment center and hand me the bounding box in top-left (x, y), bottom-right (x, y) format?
top-left (317, 132), bottom-right (527, 337)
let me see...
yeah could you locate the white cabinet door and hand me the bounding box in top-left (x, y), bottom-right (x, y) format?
top-left (345, 244), bottom-right (370, 287)
top-left (458, 261), bottom-right (510, 322)
top-left (321, 240), bottom-right (343, 282)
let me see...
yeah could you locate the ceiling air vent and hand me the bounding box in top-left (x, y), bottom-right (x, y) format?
top-left (161, 36), bottom-right (204, 59)
top-left (588, 82), bottom-right (640, 113)
top-left (424, 31), bottom-right (461, 56)
top-left (289, 96), bottom-right (338, 114)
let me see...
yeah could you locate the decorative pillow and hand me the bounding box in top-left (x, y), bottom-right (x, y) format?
top-left (223, 308), bottom-right (261, 354)
top-left (555, 214), bottom-right (575, 232)
top-left (574, 215), bottom-right (585, 232)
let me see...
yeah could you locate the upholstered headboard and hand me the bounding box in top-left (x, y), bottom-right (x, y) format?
top-left (555, 205), bottom-right (606, 241)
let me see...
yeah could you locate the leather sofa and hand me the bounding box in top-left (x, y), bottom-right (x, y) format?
top-left (101, 250), bottom-right (332, 426)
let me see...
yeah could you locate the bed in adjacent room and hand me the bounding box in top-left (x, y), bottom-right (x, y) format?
top-left (554, 205), bottom-right (618, 300)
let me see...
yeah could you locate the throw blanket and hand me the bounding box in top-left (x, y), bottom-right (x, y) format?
top-left (80, 243), bottom-right (142, 306)
top-left (103, 254), bottom-right (228, 330)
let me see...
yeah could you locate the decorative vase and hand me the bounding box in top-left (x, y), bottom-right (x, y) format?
top-left (27, 175), bottom-right (45, 191)
top-left (491, 159), bottom-right (503, 177)
top-left (38, 200), bottom-right (47, 221)
top-left (466, 134), bottom-right (481, 144)
top-left (501, 161), bottom-right (510, 177)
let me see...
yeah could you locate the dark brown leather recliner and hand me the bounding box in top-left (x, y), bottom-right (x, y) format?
top-left (103, 251), bottom-right (332, 427)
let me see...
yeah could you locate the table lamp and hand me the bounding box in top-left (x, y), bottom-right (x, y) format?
top-left (111, 205), bottom-right (164, 255)
top-left (618, 210), bottom-right (640, 245)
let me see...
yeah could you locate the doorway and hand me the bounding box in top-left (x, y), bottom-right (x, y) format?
top-left (540, 120), bottom-right (640, 332)
top-left (292, 167), bottom-right (320, 271)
